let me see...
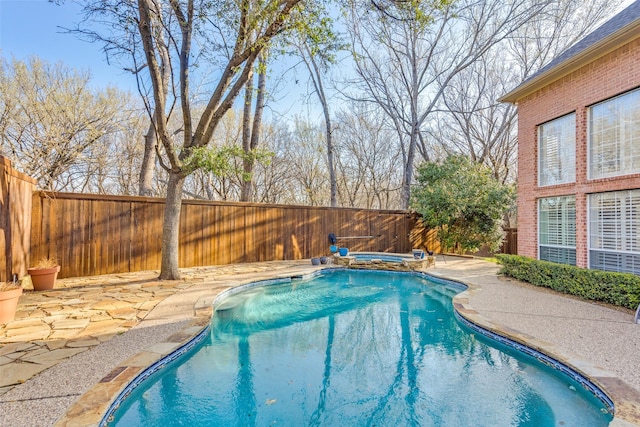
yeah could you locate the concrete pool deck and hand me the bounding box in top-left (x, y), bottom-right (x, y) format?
top-left (0, 256), bottom-right (639, 426)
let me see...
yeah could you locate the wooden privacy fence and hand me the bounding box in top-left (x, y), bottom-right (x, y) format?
top-left (501, 228), bottom-right (518, 255)
top-left (0, 156), bottom-right (36, 282)
top-left (30, 192), bottom-right (440, 278)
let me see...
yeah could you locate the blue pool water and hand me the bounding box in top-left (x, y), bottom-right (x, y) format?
top-left (352, 253), bottom-right (408, 263)
top-left (109, 270), bottom-right (612, 426)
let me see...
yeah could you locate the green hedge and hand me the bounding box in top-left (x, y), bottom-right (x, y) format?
top-left (495, 254), bottom-right (640, 310)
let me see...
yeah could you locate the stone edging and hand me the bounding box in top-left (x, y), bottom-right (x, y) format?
top-left (54, 304), bottom-right (212, 426)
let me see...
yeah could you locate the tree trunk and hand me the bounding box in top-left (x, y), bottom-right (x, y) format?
top-left (241, 51), bottom-right (268, 202)
top-left (138, 121), bottom-right (157, 196)
top-left (240, 70), bottom-right (254, 202)
top-left (159, 171), bottom-right (185, 280)
top-left (304, 46), bottom-right (337, 207)
top-left (323, 104), bottom-right (337, 207)
top-left (401, 124), bottom-right (419, 209)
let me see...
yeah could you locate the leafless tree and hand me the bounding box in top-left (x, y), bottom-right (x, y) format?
top-left (252, 122), bottom-right (298, 204)
top-left (70, 0), bottom-right (174, 197)
top-left (0, 56), bottom-right (133, 191)
top-left (286, 8), bottom-right (345, 207)
top-left (435, 0), bottom-right (619, 184)
top-left (436, 56), bottom-right (519, 184)
top-left (284, 118), bottom-right (330, 206)
top-left (344, 0), bottom-right (551, 208)
top-left (333, 105), bottom-right (403, 209)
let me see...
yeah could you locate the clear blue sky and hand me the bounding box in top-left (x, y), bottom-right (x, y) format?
top-left (0, 0), bottom-right (139, 92)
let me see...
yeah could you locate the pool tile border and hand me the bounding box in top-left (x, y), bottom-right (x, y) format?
top-left (426, 273), bottom-right (615, 410)
top-left (99, 278), bottom-right (301, 426)
top-left (56, 266), bottom-right (640, 427)
top-left (455, 310), bottom-right (614, 412)
top-left (438, 272), bottom-right (640, 427)
top-left (99, 325), bottom-right (210, 426)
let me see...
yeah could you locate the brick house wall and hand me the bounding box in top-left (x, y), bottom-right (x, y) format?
top-left (516, 37), bottom-right (640, 268)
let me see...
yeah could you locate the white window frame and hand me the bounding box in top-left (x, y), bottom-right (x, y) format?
top-left (588, 88), bottom-right (640, 180)
top-left (538, 113), bottom-right (576, 187)
top-left (588, 189), bottom-right (640, 275)
top-left (538, 195), bottom-right (576, 265)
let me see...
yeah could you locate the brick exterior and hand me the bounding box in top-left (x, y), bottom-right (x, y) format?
top-left (517, 37), bottom-right (640, 267)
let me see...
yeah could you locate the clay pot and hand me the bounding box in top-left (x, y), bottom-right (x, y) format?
top-left (27, 265), bottom-right (60, 291)
top-left (0, 286), bottom-right (23, 324)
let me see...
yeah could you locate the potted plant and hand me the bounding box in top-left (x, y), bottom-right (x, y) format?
top-left (27, 257), bottom-right (60, 291)
top-left (0, 279), bottom-right (23, 324)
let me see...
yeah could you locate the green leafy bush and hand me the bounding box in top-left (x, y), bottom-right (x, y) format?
top-left (410, 155), bottom-right (515, 254)
top-left (495, 254), bottom-right (640, 310)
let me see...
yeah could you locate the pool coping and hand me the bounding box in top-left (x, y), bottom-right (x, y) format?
top-left (54, 266), bottom-right (640, 427)
top-left (443, 274), bottom-right (640, 427)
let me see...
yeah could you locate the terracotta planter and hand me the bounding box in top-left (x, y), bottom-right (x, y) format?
top-left (27, 265), bottom-right (60, 291)
top-left (0, 287), bottom-right (23, 324)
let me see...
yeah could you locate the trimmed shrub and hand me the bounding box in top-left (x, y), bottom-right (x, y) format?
top-left (495, 254), bottom-right (640, 310)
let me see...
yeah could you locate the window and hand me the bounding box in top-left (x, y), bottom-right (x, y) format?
top-left (589, 88), bottom-right (640, 179)
top-left (589, 190), bottom-right (640, 275)
top-left (538, 114), bottom-right (576, 186)
top-left (539, 196), bottom-right (576, 265)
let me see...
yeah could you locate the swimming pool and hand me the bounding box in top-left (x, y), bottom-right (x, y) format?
top-left (107, 269), bottom-right (612, 426)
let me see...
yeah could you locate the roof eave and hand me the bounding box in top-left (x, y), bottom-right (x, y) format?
top-left (499, 21), bottom-right (640, 104)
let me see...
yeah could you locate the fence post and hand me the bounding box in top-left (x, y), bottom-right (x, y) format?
top-left (0, 156), bottom-right (36, 282)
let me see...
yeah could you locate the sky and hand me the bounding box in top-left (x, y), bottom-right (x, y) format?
top-left (0, 0), bottom-right (636, 118)
top-left (0, 0), bottom-right (140, 92)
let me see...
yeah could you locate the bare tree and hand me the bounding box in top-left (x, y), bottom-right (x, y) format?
top-left (253, 122), bottom-right (297, 204)
top-left (345, 0), bottom-right (550, 208)
top-left (436, 0), bottom-right (619, 184)
top-left (436, 56), bottom-right (519, 183)
top-left (0, 56), bottom-right (132, 190)
top-left (281, 117), bottom-right (329, 206)
top-left (43, 102), bottom-right (151, 195)
top-left (287, 9), bottom-right (345, 207)
top-left (70, 0), bottom-right (175, 197)
top-left (334, 105), bottom-right (403, 209)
